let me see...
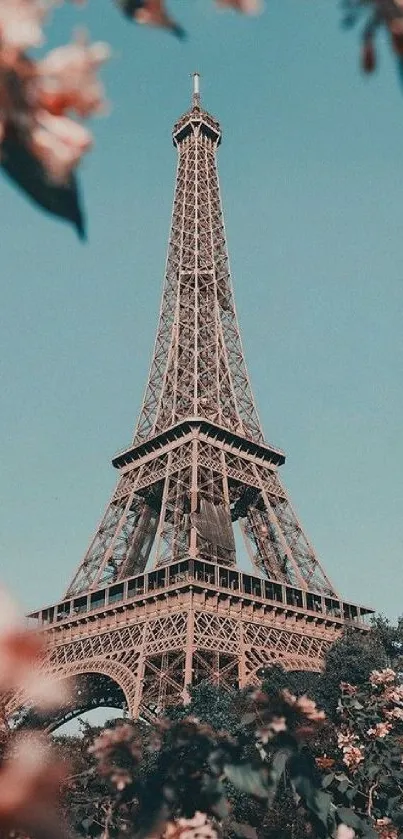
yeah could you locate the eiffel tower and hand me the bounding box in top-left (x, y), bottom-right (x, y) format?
top-left (13, 76), bottom-right (372, 728)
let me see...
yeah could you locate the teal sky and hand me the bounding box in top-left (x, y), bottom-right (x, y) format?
top-left (1, 0), bottom-right (402, 622)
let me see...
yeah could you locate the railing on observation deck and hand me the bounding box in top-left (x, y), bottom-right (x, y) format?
top-left (27, 558), bottom-right (373, 632)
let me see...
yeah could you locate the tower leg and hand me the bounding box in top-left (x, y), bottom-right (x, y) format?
top-left (131, 626), bottom-right (147, 719)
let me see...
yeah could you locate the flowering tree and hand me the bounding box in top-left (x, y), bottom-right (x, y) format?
top-left (315, 671), bottom-right (403, 839)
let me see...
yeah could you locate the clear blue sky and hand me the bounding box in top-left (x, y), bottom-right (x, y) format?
top-left (1, 0), bottom-right (402, 622)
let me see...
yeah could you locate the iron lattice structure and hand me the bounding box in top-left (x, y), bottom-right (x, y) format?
top-left (13, 78), bottom-right (372, 729)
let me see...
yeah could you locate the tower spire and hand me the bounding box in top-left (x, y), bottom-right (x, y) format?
top-left (192, 71), bottom-right (201, 108)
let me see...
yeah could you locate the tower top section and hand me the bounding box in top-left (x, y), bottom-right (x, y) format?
top-left (173, 73), bottom-right (221, 147)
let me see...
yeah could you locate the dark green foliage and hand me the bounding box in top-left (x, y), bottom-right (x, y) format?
top-left (55, 730), bottom-right (114, 837)
top-left (370, 614), bottom-right (403, 668)
top-left (260, 667), bottom-right (321, 702)
top-left (166, 682), bottom-right (241, 735)
top-left (258, 630), bottom-right (389, 723)
top-left (318, 630), bottom-right (386, 719)
top-left (317, 672), bottom-right (403, 835)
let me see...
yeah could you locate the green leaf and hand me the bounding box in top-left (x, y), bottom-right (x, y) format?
top-left (292, 777), bottom-right (332, 829)
top-left (267, 747), bottom-right (292, 804)
top-left (200, 775), bottom-right (229, 817)
top-left (336, 807), bottom-right (363, 829)
top-left (289, 753), bottom-right (332, 828)
top-left (338, 779), bottom-right (350, 794)
top-left (223, 763), bottom-right (269, 799)
top-left (390, 811), bottom-right (403, 826)
top-left (322, 773), bottom-right (335, 789)
top-left (345, 786), bottom-right (358, 803)
top-left (208, 749), bottom-right (224, 776)
top-left (367, 763), bottom-right (380, 780)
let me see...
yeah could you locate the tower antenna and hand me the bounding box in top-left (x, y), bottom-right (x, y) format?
top-left (192, 72), bottom-right (201, 107)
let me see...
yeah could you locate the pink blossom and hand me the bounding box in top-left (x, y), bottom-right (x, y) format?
top-left (164, 812), bottom-right (217, 839)
top-left (315, 755), bottom-right (335, 770)
top-left (282, 688), bottom-right (298, 705)
top-left (0, 589), bottom-right (69, 710)
top-left (340, 682), bottom-right (357, 695)
top-left (0, 19), bottom-right (109, 188)
top-left (0, 0), bottom-right (51, 50)
top-left (367, 722), bottom-right (393, 738)
top-left (0, 732), bottom-right (68, 835)
top-left (31, 110), bottom-right (92, 182)
top-left (342, 745), bottom-right (364, 769)
top-left (268, 715), bottom-right (287, 733)
top-left (386, 707), bottom-right (403, 721)
top-left (375, 818), bottom-right (398, 839)
top-left (38, 34), bottom-right (110, 118)
top-left (216, 0), bottom-right (261, 15)
top-left (295, 695), bottom-right (326, 722)
top-left (385, 686), bottom-right (403, 704)
top-left (256, 715), bottom-right (287, 743)
top-left (282, 689), bottom-right (325, 722)
top-left (337, 731), bottom-right (357, 749)
top-left (0, 589), bottom-right (44, 693)
top-left (128, 0), bottom-right (184, 37)
top-left (369, 669), bottom-right (396, 686)
top-left (0, 587), bottom-right (21, 634)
